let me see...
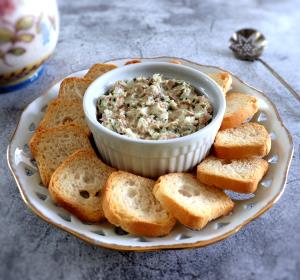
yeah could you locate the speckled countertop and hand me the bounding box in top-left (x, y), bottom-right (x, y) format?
top-left (1, 0), bottom-right (299, 279)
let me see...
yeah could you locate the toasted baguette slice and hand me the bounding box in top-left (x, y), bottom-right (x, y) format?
top-left (197, 156), bottom-right (268, 194)
top-left (103, 171), bottom-right (176, 237)
top-left (84, 63), bottom-right (117, 81)
top-left (221, 92), bottom-right (258, 129)
top-left (209, 72), bottom-right (232, 95)
top-left (214, 122), bottom-right (271, 159)
top-left (29, 124), bottom-right (92, 186)
top-left (124, 59), bottom-right (141, 65)
top-left (153, 173), bottom-right (234, 230)
top-left (49, 149), bottom-right (116, 222)
top-left (58, 77), bottom-right (91, 101)
top-left (38, 99), bottom-right (90, 136)
top-left (169, 59), bottom-right (182, 64)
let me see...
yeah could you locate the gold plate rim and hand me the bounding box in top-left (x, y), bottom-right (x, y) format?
top-left (7, 56), bottom-right (294, 251)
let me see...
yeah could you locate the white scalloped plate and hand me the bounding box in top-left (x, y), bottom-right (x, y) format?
top-left (7, 57), bottom-right (293, 251)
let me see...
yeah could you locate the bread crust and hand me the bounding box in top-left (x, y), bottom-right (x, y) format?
top-left (197, 172), bottom-right (257, 193)
top-left (124, 59), bottom-right (141, 65)
top-left (169, 59), bottom-right (182, 64)
top-left (221, 93), bottom-right (258, 129)
top-left (102, 171), bottom-right (175, 237)
top-left (58, 77), bottom-right (91, 100)
top-left (197, 158), bottom-right (269, 194)
top-left (214, 143), bottom-right (270, 159)
top-left (84, 64), bottom-right (117, 81)
top-left (153, 183), bottom-right (208, 229)
top-left (209, 72), bottom-right (232, 95)
top-left (153, 173), bottom-right (234, 230)
top-left (214, 123), bottom-right (271, 159)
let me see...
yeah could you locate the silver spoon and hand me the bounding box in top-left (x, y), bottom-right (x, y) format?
top-left (229, 28), bottom-right (300, 102)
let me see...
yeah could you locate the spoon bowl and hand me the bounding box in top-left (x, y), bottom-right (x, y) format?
top-left (229, 28), bottom-right (300, 102)
top-left (229, 28), bottom-right (267, 61)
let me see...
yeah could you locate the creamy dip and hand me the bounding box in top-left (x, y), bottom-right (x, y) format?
top-left (96, 74), bottom-right (213, 140)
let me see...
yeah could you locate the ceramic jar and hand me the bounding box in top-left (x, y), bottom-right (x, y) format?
top-left (0, 0), bottom-right (59, 92)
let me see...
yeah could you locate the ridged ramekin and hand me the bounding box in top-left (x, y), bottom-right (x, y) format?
top-left (83, 62), bottom-right (225, 178)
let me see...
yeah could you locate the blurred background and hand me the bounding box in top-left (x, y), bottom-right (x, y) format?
top-left (53, 0), bottom-right (299, 81)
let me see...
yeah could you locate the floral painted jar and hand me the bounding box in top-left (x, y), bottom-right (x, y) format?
top-left (0, 0), bottom-right (59, 92)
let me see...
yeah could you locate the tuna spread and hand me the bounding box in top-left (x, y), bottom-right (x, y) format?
top-left (96, 74), bottom-right (213, 140)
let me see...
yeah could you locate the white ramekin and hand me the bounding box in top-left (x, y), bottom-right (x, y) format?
top-left (83, 62), bottom-right (225, 178)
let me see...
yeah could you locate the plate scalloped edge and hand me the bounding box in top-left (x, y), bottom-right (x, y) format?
top-left (7, 56), bottom-right (294, 251)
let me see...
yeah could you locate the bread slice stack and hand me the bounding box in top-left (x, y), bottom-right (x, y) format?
top-left (197, 92), bottom-right (271, 194)
top-left (30, 63), bottom-right (119, 185)
top-left (42, 63), bottom-right (118, 133)
top-left (29, 63), bottom-right (121, 218)
top-left (31, 76), bottom-right (93, 187)
top-left (49, 149), bottom-right (116, 222)
top-left (153, 173), bottom-right (234, 229)
top-left (102, 171), bottom-right (176, 236)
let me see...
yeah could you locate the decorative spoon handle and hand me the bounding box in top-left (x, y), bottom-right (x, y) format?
top-left (257, 58), bottom-right (300, 102)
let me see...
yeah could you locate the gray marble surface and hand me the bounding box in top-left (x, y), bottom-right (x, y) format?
top-left (1, 0), bottom-right (300, 279)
